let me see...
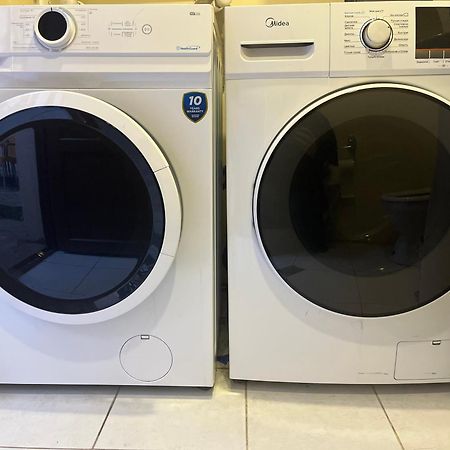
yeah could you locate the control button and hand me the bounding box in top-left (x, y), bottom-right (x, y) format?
top-left (360, 18), bottom-right (393, 51)
top-left (34, 8), bottom-right (76, 51)
top-left (415, 49), bottom-right (429, 59)
top-left (430, 49), bottom-right (444, 59)
top-left (142, 24), bottom-right (152, 35)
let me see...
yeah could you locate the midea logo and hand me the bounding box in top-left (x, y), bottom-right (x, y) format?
top-left (265, 17), bottom-right (290, 28)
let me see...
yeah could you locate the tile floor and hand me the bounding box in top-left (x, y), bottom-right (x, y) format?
top-left (1, 369), bottom-right (450, 450)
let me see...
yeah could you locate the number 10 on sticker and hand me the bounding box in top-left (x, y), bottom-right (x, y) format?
top-left (189, 95), bottom-right (203, 106)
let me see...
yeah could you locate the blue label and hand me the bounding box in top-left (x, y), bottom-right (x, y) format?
top-left (182, 92), bottom-right (208, 123)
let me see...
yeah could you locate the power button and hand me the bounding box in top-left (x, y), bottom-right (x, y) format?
top-left (142, 24), bottom-right (152, 35)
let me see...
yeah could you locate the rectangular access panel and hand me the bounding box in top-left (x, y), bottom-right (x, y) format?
top-left (395, 340), bottom-right (450, 380)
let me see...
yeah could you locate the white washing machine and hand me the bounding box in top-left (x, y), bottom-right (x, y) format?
top-left (226, 1), bottom-right (450, 383)
top-left (0, 4), bottom-right (221, 386)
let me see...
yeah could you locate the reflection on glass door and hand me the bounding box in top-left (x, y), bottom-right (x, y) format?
top-left (0, 106), bottom-right (165, 314)
top-left (256, 85), bottom-right (450, 317)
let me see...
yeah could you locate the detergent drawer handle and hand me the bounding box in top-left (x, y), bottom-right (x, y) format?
top-left (241, 40), bottom-right (314, 49)
top-left (240, 40), bottom-right (314, 59)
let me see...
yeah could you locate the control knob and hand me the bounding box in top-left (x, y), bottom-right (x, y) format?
top-left (360, 19), bottom-right (393, 51)
top-left (34, 8), bottom-right (77, 51)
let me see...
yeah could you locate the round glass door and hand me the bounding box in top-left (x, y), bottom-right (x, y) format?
top-left (254, 84), bottom-right (450, 317)
top-left (0, 92), bottom-right (181, 318)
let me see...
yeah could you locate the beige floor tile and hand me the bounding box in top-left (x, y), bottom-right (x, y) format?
top-left (95, 370), bottom-right (246, 450)
top-left (0, 385), bottom-right (116, 449)
top-left (376, 383), bottom-right (450, 450)
top-left (247, 383), bottom-right (402, 450)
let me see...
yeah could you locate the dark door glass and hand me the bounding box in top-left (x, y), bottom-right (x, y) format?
top-left (256, 86), bottom-right (450, 317)
top-left (0, 106), bottom-right (165, 314)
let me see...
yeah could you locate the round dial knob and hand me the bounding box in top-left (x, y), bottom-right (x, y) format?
top-left (360, 19), bottom-right (393, 51)
top-left (34, 8), bottom-right (76, 51)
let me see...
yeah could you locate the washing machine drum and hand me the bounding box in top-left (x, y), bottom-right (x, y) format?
top-left (255, 84), bottom-right (450, 317)
top-left (0, 91), bottom-right (181, 322)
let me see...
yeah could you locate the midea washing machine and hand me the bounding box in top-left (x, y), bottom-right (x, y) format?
top-left (226, 1), bottom-right (450, 383)
top-left (0, 3), bottom-right (221, 386)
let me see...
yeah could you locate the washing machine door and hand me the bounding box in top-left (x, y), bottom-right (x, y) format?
top-left (0, 91), bottom-right (181, 324)
top-left (254, 83), bottom-right (450, 317)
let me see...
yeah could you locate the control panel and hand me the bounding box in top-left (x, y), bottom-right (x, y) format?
top-left (330, 1), bottom-right (450, 76)
top-left (0, 4), bottom-right (212, 55)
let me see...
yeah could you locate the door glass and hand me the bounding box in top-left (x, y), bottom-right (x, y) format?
top-left (256, 86), bottom-right (450, 317)
top-left (0, 106), bottom-right (165, 314)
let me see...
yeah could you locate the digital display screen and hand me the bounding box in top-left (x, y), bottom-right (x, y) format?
top-left (416, 7), bottom-right (450, 59)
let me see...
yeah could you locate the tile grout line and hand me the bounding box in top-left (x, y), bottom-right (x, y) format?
top-left (0, 447), bottom-right (92, 450)
top-left (70, 258), bottom-right (101, 294)
top-left (91, 386), bottom-right (120, 450)
top-left (0, 447), bottom-right (91, 450)
top-left (372, 385), bottom-right (405, 450)
top-left (245, 381), bottom-right (249, 450)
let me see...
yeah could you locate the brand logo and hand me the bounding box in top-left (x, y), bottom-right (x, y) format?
top-left (265, 17), bottom-right (290, 28)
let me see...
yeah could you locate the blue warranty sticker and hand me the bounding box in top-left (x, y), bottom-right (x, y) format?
top-left (182, 92), bottom-right (208, 123)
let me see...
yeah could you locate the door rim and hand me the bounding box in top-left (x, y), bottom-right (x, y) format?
top-left (0, 90), bottom-right (182, 324)
top-left (252, 82), bottom-right (450, 318)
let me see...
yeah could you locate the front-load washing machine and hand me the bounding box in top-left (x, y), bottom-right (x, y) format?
top-left (226, 1), bottom-right (450, 383)
top-left (0, 3), bottom-right (221, 386)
